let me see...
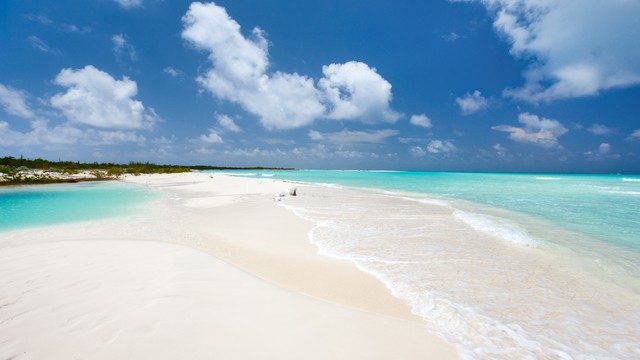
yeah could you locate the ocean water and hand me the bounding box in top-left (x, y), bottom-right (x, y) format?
top-left (0, 182), bottom-right (158, 231)
top-left (212, 170), bottom-right (640, 359)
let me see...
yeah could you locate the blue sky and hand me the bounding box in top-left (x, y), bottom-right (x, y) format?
top-left (1, 0), bottom-right (639, 172)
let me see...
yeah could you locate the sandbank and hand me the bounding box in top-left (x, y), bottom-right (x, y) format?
top-left (0, 172), bottom-right (460, 359)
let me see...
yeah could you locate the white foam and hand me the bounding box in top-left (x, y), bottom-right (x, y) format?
top-left (453, 210), bottom-right (538, 247)
top-left (261, 173), bottom-right (274, 177)
top-left (364, 170), bottom-right (405, 173)
top-left (215, 172), bottom-right (257, 177)
top-left (536, 176), bottom-right (561, 180)
top-left (604, 190), bottom-right (640, 196)
top-left (416, 197), bottom-right (452, 207)
top-left (622, 177), bottom-right (640, 182)
top-left (394, 195), bottom-right (452, 208)
top-left (280, 184), bottom-right (640, 359)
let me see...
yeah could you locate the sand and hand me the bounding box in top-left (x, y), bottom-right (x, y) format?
top-left (0, 172), bottom-right (460, 359)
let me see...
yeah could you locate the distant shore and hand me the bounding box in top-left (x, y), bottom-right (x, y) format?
top-left (0, 156), bottom-right (295, 186)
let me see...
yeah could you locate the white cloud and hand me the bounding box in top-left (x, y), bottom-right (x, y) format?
top-left (24, 14), bottom-right (53, 25)
top-left (216, 113), bottom-right (241, 133)
top-left (1, 69), bottom-right (154, 149)
top-left (492, 112), bottom-right (568, 148)
top-left (112, 34), bottom-right (137, 61)
top-left (0, 119), bottom-right (145, 147)
top-left (152, 136), bottom-right (174, 145)
top-left (629, 129), bottom-right (640, 140)
top-left (112, 34), bottom-right (126, 49)
top-left (0, 84), bottom-right (35, 118)
top-left (442, 32), bottom-right (462, 42)
top-left (398, 137), bottom-right (424, 144)
top-left (427, 140), bottom-right (457, 153)
top-left (181, 2), bottom-right (323, 130)
top-left (263, 138), bottom-right (295, 146)
top-left (50, 65), bottom-right (158, 130)
top-left (163, 67), bottom-right (181, 78)
top-left (308, 129), bottom-right (398, 144)
top-left (493, 143), bottom-right (507, 156)
top-left (114, 0), bottom-right (143, 9)
top-left (410, 140), bottom-right (457, 157)
top-left (462, 0), bottom-right (640, 102)
top-left (27, 36), bottom-right (57, 54)
top-left (199, 128), bottom-right (223, 144)
top-left (598, 143), bottom-right (611, 155)
top-left (587, 123), bottom-right (615, 135)
top-left (25, 14), bottom-right (91, 35)
top-left (410, 114), bottom-right (433, 128)
top-left (181, 2), bottom-right (400, 130)
top-left (455, 90), bottom-right (489, 115)
top-left (319, 61), bottom-right (401, 123)
top-left (585, 142), bottom-right (621, 160)
top-left (410, 146), bottom-right (427, 157)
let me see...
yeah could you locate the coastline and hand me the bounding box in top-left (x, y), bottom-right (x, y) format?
top-left (0, 172), bottom-right (460, 359)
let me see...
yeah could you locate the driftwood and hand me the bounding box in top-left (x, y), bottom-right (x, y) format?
top-left (289, 187), bottom-right (297, 196)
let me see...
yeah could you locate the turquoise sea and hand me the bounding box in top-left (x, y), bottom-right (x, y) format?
top-left (2, 172), bottom-right (639, 358)
top-left (0, 182), bottom-right (158, 231)
top-left (216, 170), bottom-right (640, 252)
top-left (213, 170), bottom-right (640, 359)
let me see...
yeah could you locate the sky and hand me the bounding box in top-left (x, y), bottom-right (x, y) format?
top-left (1, 0), bottom-right (639, 172)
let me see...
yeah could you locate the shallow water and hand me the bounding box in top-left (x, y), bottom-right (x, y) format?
top-left (214, 170), bottom-right (640, 359)
top-left (0, 182), bottom-right (158, 231)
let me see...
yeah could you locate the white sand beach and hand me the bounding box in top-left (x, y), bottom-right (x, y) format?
top-left (0, 172), bottom-right (459, 359)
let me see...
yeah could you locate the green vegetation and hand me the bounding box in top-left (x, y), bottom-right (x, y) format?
top-left (0, 156), bottom-right (190, 185)
top-left (0, 156), bottom-right (295, 185)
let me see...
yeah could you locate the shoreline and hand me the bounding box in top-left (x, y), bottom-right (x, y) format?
top-left (0, 172), bottom-right (460, 359)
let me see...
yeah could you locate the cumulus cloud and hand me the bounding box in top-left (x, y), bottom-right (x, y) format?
top-left (216, 113), bottom-right (241, 133)
top-left (0, 84), bottom-right (35, 118)
top-left (410, 114), bottom-right (433, 128)
top-left (199, 128), bottom-right (223, 144)
top-left (585, 142), bottom-right (620, 160)
top-left (1, 68), bottom-right (155, 149)
top-left (427, 139), bottom-right (457, 153)
top-left (193, 113), bottom-right (241, 145)
top-left (308, 129), bottom-right (398, 144)
top-left (181, 2), bottom-right (400, 130)
top-left (629, 129), bottom-right (640, 140)
top-left (410, 140), bottom-right (457, 156)
top-left (455, 90), bottom-right (489, 115)
top-left (114, 0), bottom-right (143, 9)
top-left (319, 62), bottom-right (401, 123)
top-left (587, 123), bottom-right (615, 136)
top-left (0, 119), bottom-right (145, 147)
top-left (458, 0), bottom-right (640, 102)
top-left (50, 65), bottom-right (158, 130)
top-left (492, 112), bottom-right (568, 148)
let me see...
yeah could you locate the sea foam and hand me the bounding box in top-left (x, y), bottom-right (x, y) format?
top-left (279, 182), bottom-right (640, 359)
top-left (452, 210), bottom-right (539, 247)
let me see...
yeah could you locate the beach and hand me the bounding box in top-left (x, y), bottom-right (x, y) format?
top-left (0, 172), bottom-right (460, 359)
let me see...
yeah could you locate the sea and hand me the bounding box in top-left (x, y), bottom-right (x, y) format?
top-left (0, 181), bottom-right (157, 231)
top-left (2, 172), bottom-right (638, 358)
top-left (212, 170), bottom-right (640, 359)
